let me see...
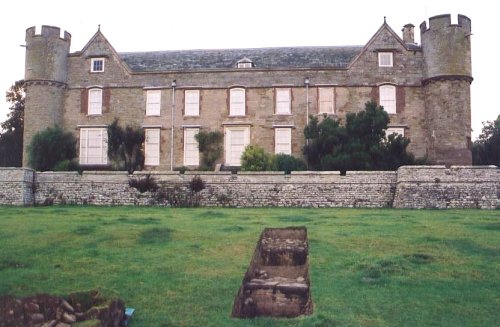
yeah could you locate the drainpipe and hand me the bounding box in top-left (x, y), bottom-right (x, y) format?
top-left (170, 80), bottom-right (176, 171)
top-left (304, 77), bottom-right (310, 144)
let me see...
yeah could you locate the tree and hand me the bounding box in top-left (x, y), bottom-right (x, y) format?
top-left (472, 115), bottom-right (500, 166)
top-left (303, 101), bottom-right (415, 173)
top-left (195, 130), bottom-right (223, 170)
top-left (107, 119), bottom-right (145, 174)
top-left (0, 80), bottom-right (24, 167)
top-left (27, 126), bottom-right (77, 171)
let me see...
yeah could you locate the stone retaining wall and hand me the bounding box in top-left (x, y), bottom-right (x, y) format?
top-left (0, 166), bottom-right (498, 209)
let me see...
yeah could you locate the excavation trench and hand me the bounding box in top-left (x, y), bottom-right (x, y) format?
top-left (232, 227), bottom-right (313, 318)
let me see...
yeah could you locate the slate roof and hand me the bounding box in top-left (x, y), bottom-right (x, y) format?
top-left (119, 46), bottom-right (364, 72)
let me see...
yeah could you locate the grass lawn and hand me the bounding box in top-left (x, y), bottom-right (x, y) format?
top-left (0, 206), bottom-right (499, 326)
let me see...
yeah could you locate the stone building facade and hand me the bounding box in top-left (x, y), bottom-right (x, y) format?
top-left (22, 14), bottom-right (473, 170)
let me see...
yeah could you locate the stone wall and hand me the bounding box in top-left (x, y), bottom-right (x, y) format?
top-left (394, 166), bottom-right (499, 209)
top-left (0, 168), bottom-right (34, 206)
top-left (0, 166), bottom-right (498, 209)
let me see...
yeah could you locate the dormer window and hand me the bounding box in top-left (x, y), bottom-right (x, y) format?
top-left (91, 58), bottom-right (105, 72)
top-left (378, 52), bottom-right (393, 67)
top-left (236, 57), bottom-right (253, 68)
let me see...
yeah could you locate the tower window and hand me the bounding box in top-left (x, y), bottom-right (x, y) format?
top-left (91, 58), bottom-right (105, 72)
top-left (378, 52), bottom-right (393, 67)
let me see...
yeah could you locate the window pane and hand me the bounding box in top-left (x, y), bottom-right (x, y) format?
top-left (379, 85), bottom-right (396, 114)
top-left (319, 88), bottom-right (334, 114)
top-left (146, 90), bottom-right (161, 116)
top-left (378, 52), bottom-right (393, 67)
top-left (88, 89), bottom-right (102, 115)
top-left (80, 128), bottom-right (107, 165)
top-left (275, 128), bottom-right (292, 155)
top-left (184, 128), bottom-right (199, 166)
top-left (230, 88), bottom-right (245, 116)
top-left (276, 89), bottom-right (291, 114)
top-left (185, 90), bottom-right (200, 116)
top-left (145, 129), bottom-right (160, 166)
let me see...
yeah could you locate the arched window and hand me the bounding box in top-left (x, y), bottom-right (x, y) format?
top-left (88, 88), bottom-right (102, 115)
top-left (229, 88), bottom-right (245, 116)
top-left (379, 85), bottom-right (396, 114)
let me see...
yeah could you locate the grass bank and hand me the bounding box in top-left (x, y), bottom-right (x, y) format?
top-left (0, 206), bottom-right (498, 326)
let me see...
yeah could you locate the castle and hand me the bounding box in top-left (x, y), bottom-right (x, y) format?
top-left (22, 14), bottom-right (473, 170)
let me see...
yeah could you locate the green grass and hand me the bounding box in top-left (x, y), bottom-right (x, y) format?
top-left (0, 206), bottom-right (499, 326)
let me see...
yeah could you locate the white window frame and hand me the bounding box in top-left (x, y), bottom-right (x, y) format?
top-left (378, 52), bottom-right (393, 67)
top-left (237, 62), bottom-right (252, 68)
top-left (318, 87), bottom-right (335, 114)
top-left (90, 58), bottom-right (105, 72)
top-left (275, 128), bottom-right (292, 155)
top-left (379, 85), bottom-right (396, 114)
top-left (386, 127), bottom-right (405, 138)
top-left (88, 88), bottom-right (103, 115)
top-left (224, 126), bottom-right (250, 166)
top-left (275, 88), bottom-right (291, 115)
top-left (229, 88), bottom-right (246, 116)
top-left (79, 128), bottom-right (108, 165)
top-left (184, 90), bottom-right (200, 116)
top-left (146, 90), bottom-right (161, 116)
top-left (183, 128), bottom-right (200, 166)
top-left (144, 128), bottom-right (160, 166)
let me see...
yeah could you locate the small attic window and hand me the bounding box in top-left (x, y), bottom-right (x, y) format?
top-left (237, 57), bottom-right (253, 68)
top-left (91, 58), bottom-right (105, 72)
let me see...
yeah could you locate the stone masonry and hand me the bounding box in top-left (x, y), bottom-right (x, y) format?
top-left (22, 14), bottom-right (472, 169)
top-left (0, 166), bottom-right (498, 209)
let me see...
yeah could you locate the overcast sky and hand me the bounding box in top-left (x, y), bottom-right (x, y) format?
top-left (1, 0), bottom-right (496, 139)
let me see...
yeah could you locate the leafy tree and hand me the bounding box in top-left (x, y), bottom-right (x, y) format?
top-left (0, 80), bottom-right (24, 167)
top-left (304, 101), bottom-right (415, 173)
top-left (107, 119), bottom-right (145, 174)
top-left (472, 115), bottom-right (500, 166)
top-left (27, 126), bottom-right (77, 171)
top-left (195, 130), bottom-right (223, 170)
top-left (241, 145), bottom-right (275, 171)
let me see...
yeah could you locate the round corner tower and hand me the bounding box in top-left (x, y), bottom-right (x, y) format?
top-left (420, 14), bottom-right (472, 165)
top-left (23, 25), bottom-right (71, 166)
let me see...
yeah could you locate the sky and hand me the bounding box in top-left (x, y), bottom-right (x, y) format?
top-left (0, 0), bottom-right (496, 139)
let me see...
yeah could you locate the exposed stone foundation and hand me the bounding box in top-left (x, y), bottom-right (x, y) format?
top-left (0, 166), bottom-right (498, 209)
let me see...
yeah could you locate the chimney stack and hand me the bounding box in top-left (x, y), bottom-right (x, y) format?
top-left (402, 24), bottom-right (415, 43)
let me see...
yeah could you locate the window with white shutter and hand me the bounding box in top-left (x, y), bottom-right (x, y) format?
top-left (88, 89), bottom-right (102, 115)
top-left (379, 85), bottom-right (396, 114)
top-left (146, 90), bottom-right (161, 116)
top-left (79, 128), bottom-right (108, 165)
top-left (229, 88), bottom-right (245, 116)
top-left (184, 128), bottom-right (200, 166)
top-left (275, 128), bottom-right (292, 155)
top-left (318, 88), bottom-right (335, 114)
top-left (185, 90), bottom-right (200, 116)
top-left (276, 88), bottom-right (291, 114)
top-left (145, 129), bottom-right (160, 166)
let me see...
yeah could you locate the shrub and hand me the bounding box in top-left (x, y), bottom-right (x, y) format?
top-left (188, 175), bottom-right (206, 193)
top-left (129, 174), bottom-right (159, 193)
top-left (241, 145), bottom-right (274, 171)
top-left (273, 154), bottom-right (307, 174)
top-left (28, 126), bottom-right (76, 171)
top-left (195, 130), bottom-right (223, 170)
top-left (107, 119), bottom-right (145, 174)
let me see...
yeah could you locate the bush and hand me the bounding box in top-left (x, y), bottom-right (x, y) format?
top-left (195, 130), bottom-right (223, 170)
top-left (107, 119), bottom-right (145, 174)
top-left (28, 126), bottom-right (76, 171)
top-left (273, 154), bottom-right (307, 174)
top-left (241, 145), bottom-right (274, 171)
top-left (53, 159), bottom-right (80, 172)
top-left (129, 174), bottom-right (159, 193)
top-left (188, 175), bottom-right (206, 193)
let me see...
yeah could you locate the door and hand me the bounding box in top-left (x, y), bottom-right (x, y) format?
top-left (225, 126), bottom-right (250, 166)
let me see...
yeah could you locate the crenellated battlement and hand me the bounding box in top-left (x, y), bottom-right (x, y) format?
top-left (26, 25), bottom-right (71, 41)
top-left (420, 14), bottom-right (471, 34)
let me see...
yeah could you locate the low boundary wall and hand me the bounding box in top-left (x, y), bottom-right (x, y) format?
top-left (0, 166), bottom-right (498, 209)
